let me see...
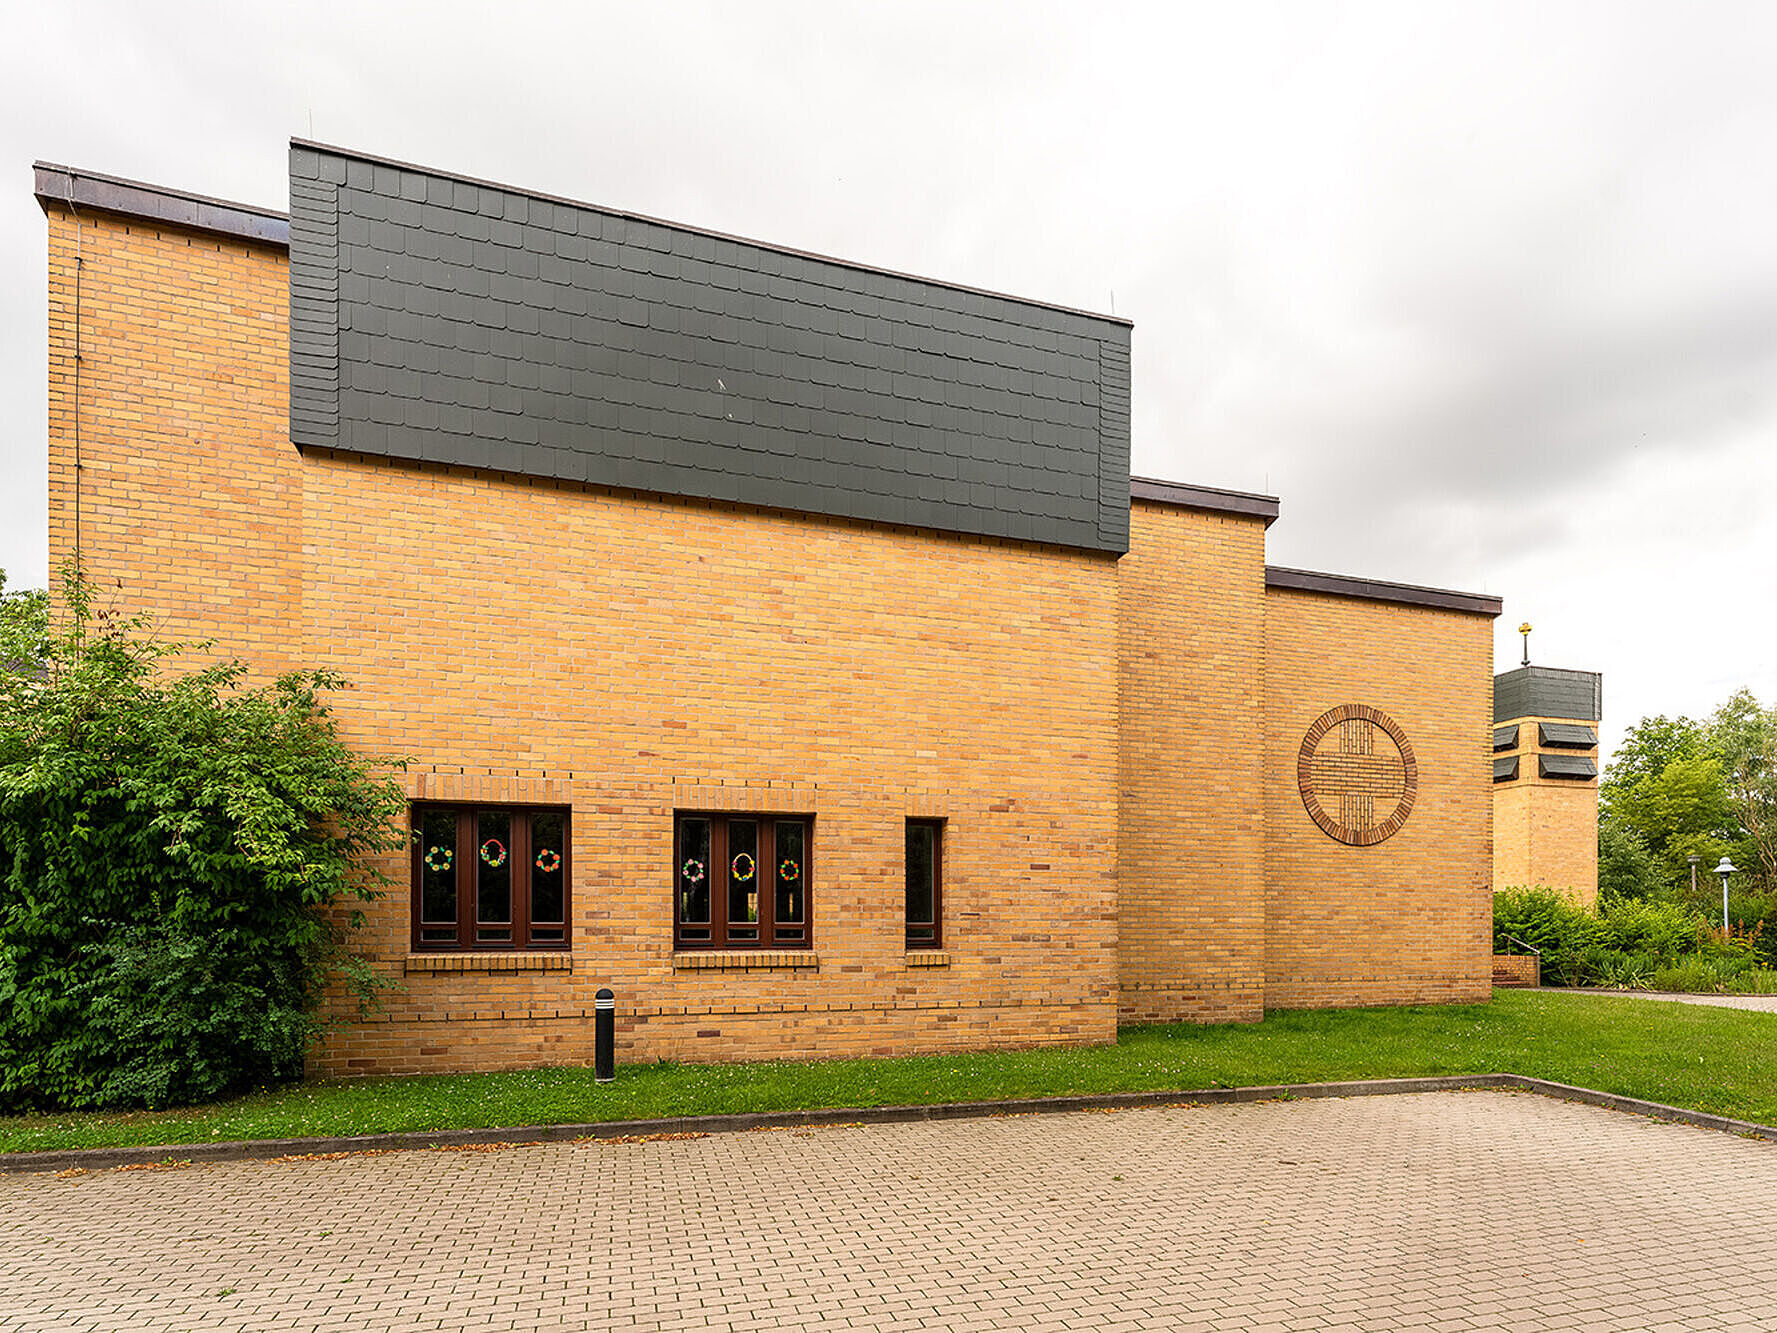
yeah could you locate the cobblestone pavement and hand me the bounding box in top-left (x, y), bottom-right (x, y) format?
top-left (4, 1090), bottom-right (1775, 1331)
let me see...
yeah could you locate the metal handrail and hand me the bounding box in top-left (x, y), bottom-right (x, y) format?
top-left (1498, 932), bottom-right (1542, 957)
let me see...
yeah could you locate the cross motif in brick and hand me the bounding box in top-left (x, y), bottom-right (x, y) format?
top-left (1297, 705), bottom-right (1419, 846)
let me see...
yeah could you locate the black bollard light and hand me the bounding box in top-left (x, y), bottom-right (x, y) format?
top-left (595, 987), bottom-right (616, 1083)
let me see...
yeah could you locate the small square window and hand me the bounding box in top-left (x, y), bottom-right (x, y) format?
top-left (905, 819), bottom-right (943, 949)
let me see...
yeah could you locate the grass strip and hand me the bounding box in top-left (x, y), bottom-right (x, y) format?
top-left (2, 989), bottom-right (1772, 1154)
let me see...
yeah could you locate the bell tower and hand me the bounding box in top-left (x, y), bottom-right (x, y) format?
top-left (1492, 637), bottom-right (1602, 903)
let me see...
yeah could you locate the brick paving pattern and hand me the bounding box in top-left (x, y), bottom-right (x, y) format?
top-left (1555, 989), bottom-right (1777, 1014)
top-left (4, 1090), bottom-right (1774, 1331)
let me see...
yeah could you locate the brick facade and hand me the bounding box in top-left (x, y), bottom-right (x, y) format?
top-left (1493, 715), bottom-right (1600, 905)
top-left (1263, 590), bottom-right (1494, 1009)
top-left (1116, 500), bottom-right (1267, 1024)
top-left (39, 171), bottom-right (1503, 1076)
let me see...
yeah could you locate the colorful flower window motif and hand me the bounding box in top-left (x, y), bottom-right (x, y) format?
top-left (674, 813), bottom-right (811, 949)
top-left (410, 806), bottom-right (570, 952)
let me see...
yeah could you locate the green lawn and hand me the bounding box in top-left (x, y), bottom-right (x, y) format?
top-left (3, 989), bottom-right (1772, 1155)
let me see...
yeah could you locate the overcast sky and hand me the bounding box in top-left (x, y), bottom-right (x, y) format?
top-left (4, 0), bottom-right (1774, 760)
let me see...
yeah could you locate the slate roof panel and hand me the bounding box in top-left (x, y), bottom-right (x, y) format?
top-left (288, 142), bottom-right (1131, 553)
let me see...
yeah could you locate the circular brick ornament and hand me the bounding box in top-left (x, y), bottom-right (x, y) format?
top-left (1297, 704), bottom-right (1418, 846)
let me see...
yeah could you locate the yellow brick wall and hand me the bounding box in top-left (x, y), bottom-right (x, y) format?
top-left (43, 204), bottom-right (1122, 1076)
top-left (42, 200), bottom-right (1508, 1073)
top-left (1492, 715), bottom-right (1599, 906)
top-left (45, 207), bottom-right (300, 672)
top-left (1115, 501), bottom-right (1267, 1023)
top-left (1262, 589), bottom-right (1494, 1009)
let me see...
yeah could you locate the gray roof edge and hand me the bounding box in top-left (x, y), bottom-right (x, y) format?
top-left (289, 138), bottom-right (1132, 329)
top-left (1493, 665), bottom-right (1603, 685)
top-left (1265, 565), bottom-right (1504, 617)
top-left (1130, 475), bottom-right (1281, 526)
top-left (33, 161), bottom-right (290, 247)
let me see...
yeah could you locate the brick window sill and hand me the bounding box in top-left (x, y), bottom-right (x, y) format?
top-left (905, 951), bottom-right (951, 967)
top-left (673, 951), bottom-right (820, 971)
top-left (405, 953), bottom-right (572, 975)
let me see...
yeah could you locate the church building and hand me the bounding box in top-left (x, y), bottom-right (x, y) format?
top-left (37, 143), bottom-right (1505, 1076)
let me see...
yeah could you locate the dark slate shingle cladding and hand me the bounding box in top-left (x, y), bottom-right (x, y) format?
top-left (1493, 666), bottom-right (1603, 724)
top-left (288, 143), bottom-right (1133, 554)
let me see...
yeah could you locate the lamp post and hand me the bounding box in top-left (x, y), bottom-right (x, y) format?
top-left (1688, 854), bottom-right (1700, 896)
top-left (1715, 856), bottom-right (1737, 935)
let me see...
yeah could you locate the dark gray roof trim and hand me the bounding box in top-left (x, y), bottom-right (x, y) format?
top-left (1539, 722), bottom-right (1598, 750)
top-left (1494, 666), bottom-right (1603, 724)
top-left (1494, 755), bottom-right (1520, 783)
top-left (1539, 754), bottom-right (1598, 781)
top-left (1130, 476), bottom-right (1280, 526)
top-left (289, 140), bottom-right (1129, 330)
top-left (288, 141), bottom-right (1133, 554)
top-left (1264, 566), bottom-right (1503, 617)
top-left (33, 162), bottom-right (290, 247)
top-left (1493, 725), bottom-right (1519, 752)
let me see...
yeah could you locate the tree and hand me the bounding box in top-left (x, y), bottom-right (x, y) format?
top-left (1706, 690), bottom-right (1777, 892)
top-left (1597, 820), bottom-right (1664, 904)
top-left (1600, 714), bottom-right (1705, 820)
top-left (0, 566), bottom-right (406, 1111)
top-left (1607, 753), bottom-right (1735, 887)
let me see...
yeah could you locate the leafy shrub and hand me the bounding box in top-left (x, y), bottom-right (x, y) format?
top-left (1494, 884), bottom-right (1777, 992)
top-left (1493, 887), bottom-right (1595, 957)
top-left (1594, 897), bottom-right (1709, 964)
top-left (1646, 959), bottom-right (1777, 995)
top-left (0, 567), bottom-right (405, 1111)
top-left (1726, 894), bottom-right (1777, 970)
top-left (1588, 949), bottom-right (1656, 990)
top-left (1597, 819), bottom-right (1665, 904)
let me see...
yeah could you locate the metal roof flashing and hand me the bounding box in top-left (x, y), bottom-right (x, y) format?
top-left (1265, 566), bottom-right (1503, 618)
top-left (33, 162), bottom-right (289, 247)
top-left (1130, 476), bottom-right (1280, 526)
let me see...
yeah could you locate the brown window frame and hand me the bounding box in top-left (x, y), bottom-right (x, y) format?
top-left (905, 818), bottom-right (944, 949)
top-left (674, 812), bottom-right (813, 949)
top-left (410, 804), bottom-right (571, 952)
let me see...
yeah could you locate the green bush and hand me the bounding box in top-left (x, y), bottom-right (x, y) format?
top-left (1646, 959), bottom-right (1777, 995)
top-left (1594, 897), bottom-right (1709, 963)
top-left (1725, 893), bottom-right (1777, 970)
top-left (1597, 819), bottom-right (1665, 904)
top-left (0, 567), bottom-right (405, 1111)
top-left (1494, 885), bottom-right (1773, 992)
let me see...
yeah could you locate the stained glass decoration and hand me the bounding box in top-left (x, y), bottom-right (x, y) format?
top-left (731, 852), bottom-right (755, 881)
top-left (479, 839), bottom-right (508, 868)
top-left (535, 848), bottom-right (560, 873)
top-left (424, 845), bottom-right (454, 872)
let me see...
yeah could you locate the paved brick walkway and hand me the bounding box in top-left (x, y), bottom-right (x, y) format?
top-left (1553, 988), bottom-right (1777, 1013)
top-left (4, 1090), bottom-right (1774, 1331)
